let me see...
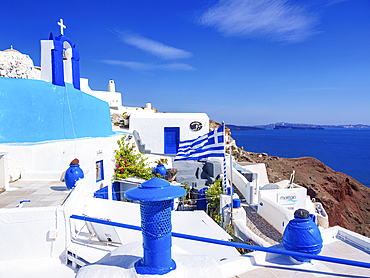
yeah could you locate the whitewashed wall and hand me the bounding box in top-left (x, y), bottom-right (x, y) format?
top-left (80, 78), bottom-right (122, 108)
top-left (0, 152), bottom-right (9, 190)
top-left (40, 40), bottom-right (54, 82)
top-left (258, 195), bottom-right (294, 234)
top-left (129, 113), bottom-right (209, 154)
top-left (0, 172), bottom-right (98, 262)
top-left (220, 158), bottom-right (267, 205)
top-left (241, 163), bottom-right (269, 186)
top-left (229, 167), bottom-right (257, 205)
top-left (64, 172), bottom-right (101, 239)
top-left (0, 206), bottom-right (67, 261)
top-left (1, 134), bottom-right (126, 189)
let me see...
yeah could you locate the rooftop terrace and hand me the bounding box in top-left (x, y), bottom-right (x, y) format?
top-left (0, 180), bottom-right (69, 208)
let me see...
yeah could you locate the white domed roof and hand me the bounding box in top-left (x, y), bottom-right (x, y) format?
top-left (0, 46), bottom-right (36, 79)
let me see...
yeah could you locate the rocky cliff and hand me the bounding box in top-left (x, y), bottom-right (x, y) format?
top-left (233, 147), bottom-right (370, 237)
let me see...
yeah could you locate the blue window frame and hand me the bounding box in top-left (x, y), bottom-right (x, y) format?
top-left (96, 160), bottom-right (104, 182)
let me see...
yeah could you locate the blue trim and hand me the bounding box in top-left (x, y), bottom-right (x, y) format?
top-left (49, 33), bottom-right (80, 90)
top-left (164, 127), bottom-right (180, 154)
top-left (71, 44), bottom-right (80, 90)
top-left (70, 215), bottom-right (370, 269)
top-left (93, 186), bottom-right (118, 201)
top-left (96, 160), bottom-right (104, 182)
top-left (51, 48), bottom-right (64, 87)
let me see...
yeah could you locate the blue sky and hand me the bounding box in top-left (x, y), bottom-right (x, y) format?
top-left (1, 0), bottom-right (369, 125)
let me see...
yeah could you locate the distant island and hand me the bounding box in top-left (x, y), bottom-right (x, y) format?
top-left (261, 123), bottom-right (324, 130)
top-left (274, 125), bottom-right (324, 130)
top-left (227, 122), bottom-right (370, 131)
top-left (226, 124), bottom-right (264, 131)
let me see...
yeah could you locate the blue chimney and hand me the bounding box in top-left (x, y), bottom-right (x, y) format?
top-left (125, 177), bottom-right (186, 275)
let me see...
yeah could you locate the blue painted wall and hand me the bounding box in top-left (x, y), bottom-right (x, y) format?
top-left (0, 77), bottom-right (114, 143)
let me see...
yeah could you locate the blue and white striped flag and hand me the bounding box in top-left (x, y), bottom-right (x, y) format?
top-left (174, 125), bottom-right (224, 161)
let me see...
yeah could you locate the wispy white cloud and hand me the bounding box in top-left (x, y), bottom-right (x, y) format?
top-left (199, 0), bottom-right (320, 42)
top-left (102, 60), bottom-right (195, 71)
top-left (292, 86), bottom-right (351, 91)
top-left (112, 30), bottom-right (193, 60)
top-left (326, 0), bottom-right (350, 6)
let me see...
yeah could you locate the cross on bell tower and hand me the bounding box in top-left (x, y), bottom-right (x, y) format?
top-left (57, 19), bottom-right (66, 35)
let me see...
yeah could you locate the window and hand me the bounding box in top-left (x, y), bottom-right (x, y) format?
top-left (96, 160), bottom-right (104, 182)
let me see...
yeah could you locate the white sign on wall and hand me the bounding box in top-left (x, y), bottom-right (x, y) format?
top-left (277, 192), bottom-right (298, 206)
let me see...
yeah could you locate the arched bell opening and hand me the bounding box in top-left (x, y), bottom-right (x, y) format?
top-left (63, 41), bottom-right (73, 85)
top-left (50, 34), bottom-right (80, 90)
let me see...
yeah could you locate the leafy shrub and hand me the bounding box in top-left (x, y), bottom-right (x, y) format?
top-left (206, 179), bottom-right (223, 225)
top-left (114, 136), bottom-right (156, 180)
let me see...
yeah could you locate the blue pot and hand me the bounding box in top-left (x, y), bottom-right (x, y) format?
top-left (155, 165), bottom-right (166, 178)
top-left (282, 209), bottom-right (323, 262)
top-left (65, 164), bottom-right (84, 189)
top-left (197, 187), bottom-right (207, 210)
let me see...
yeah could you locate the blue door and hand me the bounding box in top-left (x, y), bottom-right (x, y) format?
top-left (164, 127), bottom-right (179, 154)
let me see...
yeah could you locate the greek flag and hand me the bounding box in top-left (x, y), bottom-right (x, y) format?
top-left (174, 125), bottom-right (224, 161)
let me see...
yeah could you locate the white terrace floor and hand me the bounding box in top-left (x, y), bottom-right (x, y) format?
top-left (0, 180), bottom-right (69, 208)
top-left (234, 239), bottom-right (370, 278)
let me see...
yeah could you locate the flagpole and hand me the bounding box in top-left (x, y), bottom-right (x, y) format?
top-left (222, 122), bottom-right (226, 228)
top-left (229, 145), bottom-right (233, 227)
top-left (222, 122), bottom-right (227, 191)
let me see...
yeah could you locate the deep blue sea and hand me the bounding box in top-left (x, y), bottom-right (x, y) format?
top-left (231, 129), bottom-right (370, 187)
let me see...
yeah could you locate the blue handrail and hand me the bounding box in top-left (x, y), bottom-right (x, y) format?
top-left (70, 214), bottom-right (370, 269)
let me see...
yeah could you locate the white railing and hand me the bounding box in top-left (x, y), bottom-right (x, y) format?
top-left (224, 160), bottom-right (259, 205)
top-left (258, 195), bottom-right (294, 234)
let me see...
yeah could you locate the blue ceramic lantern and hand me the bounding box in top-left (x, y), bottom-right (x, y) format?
top-left (65, 158), bottom-right (84, 190)
top-left (125, 177), bottom-right (186, 275)
top-left (155, 164), bottom-right (166, 178)
top-left (283, 209), bottom-right (323, 262)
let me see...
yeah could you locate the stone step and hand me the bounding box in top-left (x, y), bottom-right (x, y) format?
top-left (176, 168), bottom-right (197, 177)
top-left (173, 160), bottom-right (204, 169)
top-left (176, 176), bottom-right (196, 183)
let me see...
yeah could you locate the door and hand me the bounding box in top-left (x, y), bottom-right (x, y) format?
top-left (164, 127), bottom-right (179, 154)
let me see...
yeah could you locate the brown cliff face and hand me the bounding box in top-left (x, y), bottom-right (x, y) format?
top-left (234, 148), bottom-right (370, 237)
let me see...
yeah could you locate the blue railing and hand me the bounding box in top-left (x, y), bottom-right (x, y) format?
top-left (70, 215), bottom-right (370, 269)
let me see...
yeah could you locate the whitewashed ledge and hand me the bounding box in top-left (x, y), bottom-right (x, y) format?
top-left (76, 242), bottom-right (223, 278)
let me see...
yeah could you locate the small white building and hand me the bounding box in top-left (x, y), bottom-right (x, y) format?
top-left (129, 112), bottom-right (209, 155)
top-left (80, 78), bottom-right (123, 110)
